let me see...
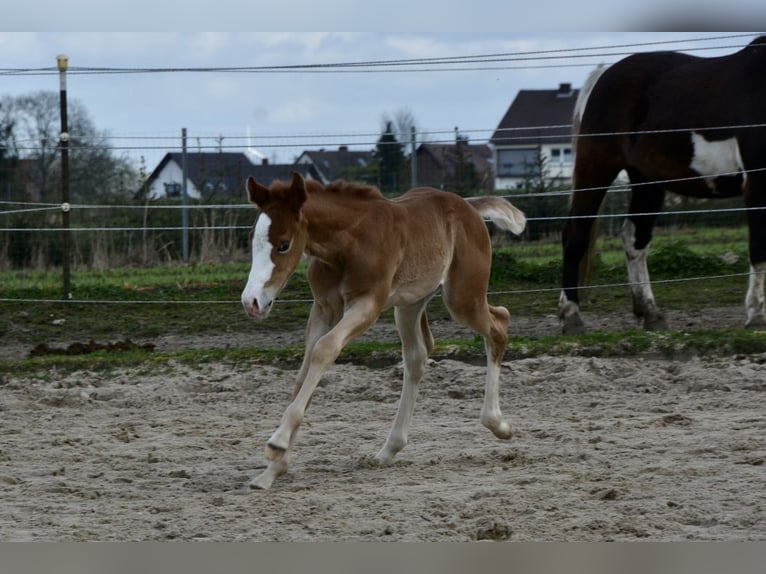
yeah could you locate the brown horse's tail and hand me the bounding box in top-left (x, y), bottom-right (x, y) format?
top-left (466, 196), bottom-right (527, 236)
top-left (571, 65), bottom-right (608, 292)
top-left (578, 218), bottom-right (601, 292)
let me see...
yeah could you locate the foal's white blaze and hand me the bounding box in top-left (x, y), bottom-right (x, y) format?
top-left (241, 213), bottom-right (276, 318)
top-left (689, 133), bottom-right (746, 192)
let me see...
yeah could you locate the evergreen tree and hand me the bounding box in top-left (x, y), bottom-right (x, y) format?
top-left (449, 133), bottom-right (479, 197)
top-left (375, 121), bottom-right (404, 195)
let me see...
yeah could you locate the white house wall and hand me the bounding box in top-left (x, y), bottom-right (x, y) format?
top-left (494, 143), bottom-right (574, 191)
top-left (148, 159), bottom-right (201, 200)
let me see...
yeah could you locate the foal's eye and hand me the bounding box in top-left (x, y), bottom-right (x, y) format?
top-left (277, 241), bottom-right (291, 253)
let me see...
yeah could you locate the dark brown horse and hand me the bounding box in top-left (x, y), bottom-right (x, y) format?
top-left (559, 35), bottom-right (766, 334)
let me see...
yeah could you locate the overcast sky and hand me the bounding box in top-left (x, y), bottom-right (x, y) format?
top-left (1, 31), bottom-right (762, 169)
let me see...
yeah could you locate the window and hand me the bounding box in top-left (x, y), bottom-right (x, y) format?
top-left (549, 146), bottom-right (572, 165)
top-left (496, 148), bottom-right (540, 177)
top-left (164, 182), bottom-right (182, 197)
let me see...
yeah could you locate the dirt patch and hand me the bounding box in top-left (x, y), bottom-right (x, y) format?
top-left (1, 351), bottom-right (765, 541)
top-left (28, 339), bottom-right (156, 357)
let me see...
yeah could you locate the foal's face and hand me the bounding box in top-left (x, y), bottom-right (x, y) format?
top-left (241, 175), bottom-right (307, 320)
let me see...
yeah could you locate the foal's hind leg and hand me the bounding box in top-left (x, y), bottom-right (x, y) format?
top-left (444, 282), bottom-right (513, 440)
top-left (376, 298), bottom-right (433, 465)
top-left (478, 305), bottom-right (513, 439)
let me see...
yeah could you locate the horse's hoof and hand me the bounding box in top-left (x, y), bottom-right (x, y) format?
top-left (745, 315), bottom-right (766, 329)
top-left (491, 421), bottom-right (513, 440)
top-left (562, 314), bottom-right (586, 335)
top-left (249, 474), bottom-right (273, 490)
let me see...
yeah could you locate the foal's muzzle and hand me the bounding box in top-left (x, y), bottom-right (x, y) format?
top-left (242, 297), bottom-right (273, 320)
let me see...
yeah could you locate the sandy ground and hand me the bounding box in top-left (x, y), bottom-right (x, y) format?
top-left (1, 329), bottom-right (765, 540)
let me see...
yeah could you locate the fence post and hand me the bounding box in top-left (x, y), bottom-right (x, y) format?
top-left (57, 54), bottom-right (71, 300)
top-left (181, 127), bottom-right (189, 262)
top-left (410, 126), bottom-right (417, 188)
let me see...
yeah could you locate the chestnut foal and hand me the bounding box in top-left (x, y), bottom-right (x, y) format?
top-left (241, 173), bottom-right (526, 489)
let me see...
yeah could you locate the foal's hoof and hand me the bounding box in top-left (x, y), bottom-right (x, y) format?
top-left (249, 472), bottom-right (274, 490)
top-left (485, 420), bottom-right (513, 440)
top-left (492, 421), bottom-right (513, 440)
top-left (745, 314), bottom-right (766, 329)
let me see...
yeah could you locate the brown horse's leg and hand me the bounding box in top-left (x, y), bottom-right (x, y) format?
top-left (559, 160), bottom-right (613, 334)
top-left (744, 174), bottom-right (766, 327)
top-left (376, 297), bottom-right (433, 464)
top-left (622, 178), bottom-right (667, 330)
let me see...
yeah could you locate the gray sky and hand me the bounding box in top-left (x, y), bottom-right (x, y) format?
top-left (1, 32), bottom-right (761, 169)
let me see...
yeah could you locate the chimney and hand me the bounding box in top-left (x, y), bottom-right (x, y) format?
top-left (261, 158), bottom-right (269, 166)
top-left (339, 145), bottom-right (348, 152)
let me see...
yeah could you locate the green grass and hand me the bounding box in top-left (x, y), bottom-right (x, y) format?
top-left (0, 225), bottom-right (760, 375)
top-left (3, 329), bottom-right (766, 378)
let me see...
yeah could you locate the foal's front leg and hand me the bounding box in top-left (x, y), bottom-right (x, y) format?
top-left (249, 304), bottom-right (331, 490)
top-left (250, 297), bottom-right (381, 489)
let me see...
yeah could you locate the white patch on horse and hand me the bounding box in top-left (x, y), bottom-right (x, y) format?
top-left (241, 213), bottom-right (276, 317)
top-left (745, 262), bottom-right (766, 326)
top-left (689, 132), bottom-right (745, 192)
top-left (622, 219), bottom-right (657, 311)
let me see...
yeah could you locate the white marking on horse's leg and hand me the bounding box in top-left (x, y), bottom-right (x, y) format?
top-left (376, 303), bottom-right (429, 465)
top-left (479, 359), bottom-right (511, 438)
top-left (622, 220), bottom-right (665, 329)
top-left (558, 290), bottom-right (581, 319)
top-left (479, 306), bottom-right (512, 440)
top-left (558, 290), bottom-right (585, 334)
top-left (745, 262), bottom-right (766, 328)
top-left (241, 214), bottom-right (277, 319)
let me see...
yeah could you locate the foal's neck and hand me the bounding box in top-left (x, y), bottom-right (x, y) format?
top-left (302, 181), bottom-right (385, 259)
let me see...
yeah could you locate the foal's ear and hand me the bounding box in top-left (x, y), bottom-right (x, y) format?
top-left (288, 172), bottom-right (308, 212)
top-left (246, 176), bottom-right (271, 208)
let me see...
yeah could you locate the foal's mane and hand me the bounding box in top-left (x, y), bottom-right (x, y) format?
top-left (312, 179), bottom-right (384, 201)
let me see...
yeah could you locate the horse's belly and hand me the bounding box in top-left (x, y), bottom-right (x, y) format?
top-left (386, 278), bottom-right (442, 308)
top-left (387, 259), bottom-right (445, 307)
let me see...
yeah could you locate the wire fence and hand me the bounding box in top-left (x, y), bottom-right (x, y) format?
top-left (1, 33), bottom-right (764, 309)
top-left (1, 122), bottom-right (761, 304)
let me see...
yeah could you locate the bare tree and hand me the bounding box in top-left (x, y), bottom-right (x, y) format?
top-left (382, 107), bottom-right (420, 145)
top-left (4, 91), bottom-right (138, 202)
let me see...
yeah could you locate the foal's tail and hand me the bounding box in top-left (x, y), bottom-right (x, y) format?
top-left (466, 196), bottom-right (527, 236)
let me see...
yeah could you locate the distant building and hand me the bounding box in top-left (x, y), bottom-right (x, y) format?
top-left (416, 141), bottom-right (494, 193)
top-left (490, 83), bottom-right (579, 191)
top-left (294, 146), bottom-right (375, 184)
top-left (141, 152), bottom-right (311, 201)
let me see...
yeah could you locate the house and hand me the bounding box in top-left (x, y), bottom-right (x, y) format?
top-left (416, 140), bottom-right (494, 193)
top-left (141, 152), bottom-right (311, 201)
top-left (294, 146), bottom-right (375, 184)
top-left (490, 83), bottom-right (579, 191)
